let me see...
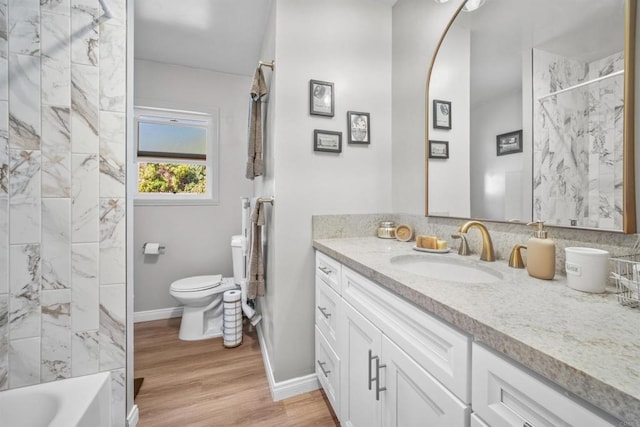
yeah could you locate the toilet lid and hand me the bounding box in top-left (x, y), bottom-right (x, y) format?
top-left (170, 275), bottom-right (223, 292)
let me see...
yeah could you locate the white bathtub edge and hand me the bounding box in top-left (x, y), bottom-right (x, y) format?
top-left (127, 404), bottom-right (139, 427)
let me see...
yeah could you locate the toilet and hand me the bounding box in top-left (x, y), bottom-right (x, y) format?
top-left (169, 235), bottom-right (245, 341)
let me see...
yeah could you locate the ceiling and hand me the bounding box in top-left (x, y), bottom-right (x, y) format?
top-left (134, 0), bottom-right (273, 76)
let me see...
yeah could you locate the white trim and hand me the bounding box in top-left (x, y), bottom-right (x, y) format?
top-left (126, 404), bottom-right (139, 427)
top-left (256, 322), bottom-right (320, 402)
top-left (134, 307), bottom-right (183, 323)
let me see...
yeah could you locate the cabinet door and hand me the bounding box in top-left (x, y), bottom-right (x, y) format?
top-left (382, 336), bottom-right (470, 427)
top-left (340, 300), bottom-right (382, 427)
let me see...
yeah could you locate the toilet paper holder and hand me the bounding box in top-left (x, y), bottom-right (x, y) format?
top-left (142, 242), bottom-right (166, 254)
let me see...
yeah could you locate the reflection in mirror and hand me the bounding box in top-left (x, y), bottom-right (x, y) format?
top-left (427, 0), bottom-right (635, 232)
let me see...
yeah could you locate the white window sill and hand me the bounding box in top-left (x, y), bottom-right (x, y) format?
top-left (133, 197), bottom-right (220, 207)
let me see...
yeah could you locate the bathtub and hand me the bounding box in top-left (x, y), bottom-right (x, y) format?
top-left (0, 372), bottom-right (111, 427)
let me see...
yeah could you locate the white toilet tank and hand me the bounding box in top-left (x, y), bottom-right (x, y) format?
top-left (231, 235), bottom-right (245, 284)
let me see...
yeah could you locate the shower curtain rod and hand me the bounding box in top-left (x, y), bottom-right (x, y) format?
top-left (537, 69), bottom-right (624, 101)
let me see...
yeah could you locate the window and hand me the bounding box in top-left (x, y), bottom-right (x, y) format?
top-left (134, 106), bottom-right (219, 205)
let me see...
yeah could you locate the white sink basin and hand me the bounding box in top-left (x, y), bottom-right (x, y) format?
top-left (390, 254), bottom-right (504, 284)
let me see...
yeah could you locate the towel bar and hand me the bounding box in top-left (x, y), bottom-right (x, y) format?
top-left (257, 196), bottom-right (274, 205)
top-left (259, 60), bottom-right (274, 70)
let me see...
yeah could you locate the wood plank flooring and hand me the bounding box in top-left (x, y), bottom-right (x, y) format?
top-left (134, 318), bottom-right (340, 426)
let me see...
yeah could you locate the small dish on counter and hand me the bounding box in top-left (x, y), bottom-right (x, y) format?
top-left (395, 224), bottom-right (413, 242)
top-left (413, 246), bottom-right (450, 254)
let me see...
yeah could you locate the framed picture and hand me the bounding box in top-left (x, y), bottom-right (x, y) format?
top-left (496, 130), bottom-right (523, 156)
top-left (347, 111), bottom-right (370, 144)
top-left (309, 80), bottom-right (334, 117)
top-left (433, 99), bottom-right (451, 130)
top-left (428, 140), bottom-right (449, 159)
top-left (314, 130), bottom-right (342, 153)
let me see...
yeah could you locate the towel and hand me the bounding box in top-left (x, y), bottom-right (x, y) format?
top-left (246, 67), bottom-right (268, 180)
top-left (247, 201), bottom-right (266, 299)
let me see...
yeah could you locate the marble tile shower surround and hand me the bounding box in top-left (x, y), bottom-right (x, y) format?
top-left (312, 213), bottom-right (640, 274)
top-left (532, 49), bottom-right (624, 230)
top-left (0, 0), bottom-right (127, 425)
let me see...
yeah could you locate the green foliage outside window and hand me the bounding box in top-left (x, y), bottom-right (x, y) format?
top-left (138, 163), bottom-right (206, 194)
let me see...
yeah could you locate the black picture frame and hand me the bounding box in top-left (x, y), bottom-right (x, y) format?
top-left (347, 111), bottom-right (370, 144)
top-left (428, 140), bottom-right (449, 159)
top-left (314, 130), bottom-right (342, 153)
top-left (496, 130), bottom-right (523, 156)
top-left (309, 80), bottom-right (334, 117)
top-left (432, 99), bottom-right (452, 130)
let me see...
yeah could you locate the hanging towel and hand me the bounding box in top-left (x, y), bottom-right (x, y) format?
top-left (246, 67), bottom-right (268, 180)
top-left (247, 201), bottom-right (266, 299)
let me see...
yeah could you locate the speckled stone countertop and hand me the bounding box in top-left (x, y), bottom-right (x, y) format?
top-left (313, 237), bottom-right (640, 425)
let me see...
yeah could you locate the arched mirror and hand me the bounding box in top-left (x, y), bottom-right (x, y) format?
top-left (426, 0), bottom-right (636, 233)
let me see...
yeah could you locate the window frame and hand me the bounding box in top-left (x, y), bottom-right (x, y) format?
top-left (133, 105), bottom-right (220, 206)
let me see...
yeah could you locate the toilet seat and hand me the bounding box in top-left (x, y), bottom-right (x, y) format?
top-left (170, 275), bottom-right (223, 293)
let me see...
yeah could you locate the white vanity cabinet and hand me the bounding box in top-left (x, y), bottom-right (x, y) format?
top-left (315, 248), bottom-right (624, 427)
top-left (315, 251), bottom-right (470, 426)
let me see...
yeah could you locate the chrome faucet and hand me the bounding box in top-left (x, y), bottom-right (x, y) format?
top-left (458, 221), bottom-right (495, 262)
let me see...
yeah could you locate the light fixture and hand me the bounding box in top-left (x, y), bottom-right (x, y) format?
top-left (462, 0), bottom-right (485, 12)
top-left (432, 0), bottom-right (450, 3)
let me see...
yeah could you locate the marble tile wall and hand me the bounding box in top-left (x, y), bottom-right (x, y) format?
top-left (0, 0), bottom-right (126, 425)
top-left (532, 49), bottom-right (624, 230)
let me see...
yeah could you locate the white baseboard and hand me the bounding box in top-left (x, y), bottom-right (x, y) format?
top-left (256, 323), bottom-right (320, 402)
top-left (134, 307), bottom-right (183, 323)
top-left (127, 404), bottom-right (139, 427)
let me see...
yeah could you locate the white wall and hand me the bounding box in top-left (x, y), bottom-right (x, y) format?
top-left (262, 0), bottom-right (393, 382)
top-left (254, 2), bottom-right (277, 363)
top-left (392, 0), bottom-right (465, 215)
top-left (133, 60), bottom-right (253, 312)
top-left (470, 89), bottom-right (524, 220)
top-left (428, 24), bottom-right (471, 217)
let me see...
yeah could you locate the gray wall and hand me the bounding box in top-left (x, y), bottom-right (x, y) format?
top-left (133, 59), bottom-right (253, 313)
top-left (0, 0), bottom-right (127, 423)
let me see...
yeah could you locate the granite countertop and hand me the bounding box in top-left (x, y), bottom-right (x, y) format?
top-left (313, 237), bottom-right (640, 424)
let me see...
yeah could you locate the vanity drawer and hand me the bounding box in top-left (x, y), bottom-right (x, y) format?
top-left (470, 413), bottom-right (490, 427)
top-left (341, 266), bottom-right (471, 403)
top-left (472, 343), bottom-right (616, 427)
top-left (315, 326), bottom-right (341, 417)
top-left (315, 276), bottom-right (340, 351)
top-left (316, 252), bottom-right (342, 294)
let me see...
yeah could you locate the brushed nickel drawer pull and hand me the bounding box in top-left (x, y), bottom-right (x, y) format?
top-left (368, 350), bottom-right (378, 390)
top-left (317, 306), bottom-right (331, 319)
top-left (375, 357), bottom-right (387, 401)
top-left (318, 266), bottom-right (332, 275)
top-left (317, 360), bottom-right (331, 377)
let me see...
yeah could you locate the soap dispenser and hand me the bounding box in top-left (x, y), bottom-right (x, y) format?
top-left (526, 221), bottom-right (555, 280)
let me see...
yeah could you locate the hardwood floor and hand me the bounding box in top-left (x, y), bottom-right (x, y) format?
top-left (134, 318), bottom-right (340, 426)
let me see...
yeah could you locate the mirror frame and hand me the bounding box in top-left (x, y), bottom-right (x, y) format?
top-left (425, 0), bottom-right (637, 233)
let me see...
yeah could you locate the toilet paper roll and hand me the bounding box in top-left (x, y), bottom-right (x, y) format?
top-left (223, 290), bottom-right (242, 302)
top-left (143, 243), bottom-right (160, 255)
